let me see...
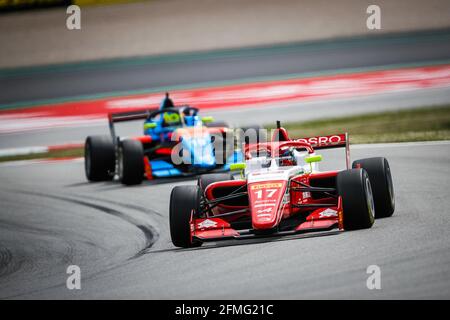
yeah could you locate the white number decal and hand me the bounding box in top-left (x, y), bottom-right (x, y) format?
top-left (255, 189), bottom-right (277, 199)
top-left (266, 189), bottom-right (277, 198)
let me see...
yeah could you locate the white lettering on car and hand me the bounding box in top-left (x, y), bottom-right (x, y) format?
top-left (197, 219), bottom-right (218, 229)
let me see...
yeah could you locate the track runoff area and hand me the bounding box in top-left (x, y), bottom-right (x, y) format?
top-left (1, 63), bottom-right (449, 136)
top-left (0, 63), bottom-right (449, 164)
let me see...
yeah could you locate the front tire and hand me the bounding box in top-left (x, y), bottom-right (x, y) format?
top-left (337, 169), bottom-right (375, 230)
top-left (198, 173), bottom-right (234, 193)
top-left (118, 139), bottom-right (144, 185)
top-left (170, 185), bottom-right (203, 248)
top-left (85, 135), bottom-right (115, 182)
top-left (352, 157), bottom-right (395, 218)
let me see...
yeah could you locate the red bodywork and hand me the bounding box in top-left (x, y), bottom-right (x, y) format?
top-left (190, 132), bottom-right (349, 242)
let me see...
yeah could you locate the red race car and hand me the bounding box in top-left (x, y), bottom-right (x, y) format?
top-left (169, 122), bottom-right (395, 248)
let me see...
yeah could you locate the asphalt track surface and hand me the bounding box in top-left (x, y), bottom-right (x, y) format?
top-left (1, 31), bottom-right (450, 299)
top-left (0, 141), bottom-right (449, 299)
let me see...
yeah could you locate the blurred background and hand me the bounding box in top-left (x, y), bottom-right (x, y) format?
top-left (0, 0), bottom-right (449, 155)
top-left (2, 0), bottom-right (450, 67)
top-left (1, 0), bottom-right (450, 300)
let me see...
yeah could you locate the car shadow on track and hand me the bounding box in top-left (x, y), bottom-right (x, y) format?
top-left (147, 230), bottom-right (342, 254)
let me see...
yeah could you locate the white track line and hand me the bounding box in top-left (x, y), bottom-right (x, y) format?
top-left (0, 157), bottom-right (83, 167)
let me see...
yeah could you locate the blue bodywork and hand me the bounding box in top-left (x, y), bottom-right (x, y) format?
top-left (143, 95), bottom-right (204, 142)
top-left (143, 95), bottom-right (242, 178)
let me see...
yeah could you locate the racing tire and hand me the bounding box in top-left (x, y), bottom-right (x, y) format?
top-left (352, 157), bottom-right (395, 218)
top-left (337, 169), bottom-right (375, 230)
top-left (118, 139), bottom-right (144, 186)
top-left (170, 185), bottom-right (203, 248)
top-left (85, 135), bottom-right (115, 182)
top-left (198, 173), bottom-right (234, 193)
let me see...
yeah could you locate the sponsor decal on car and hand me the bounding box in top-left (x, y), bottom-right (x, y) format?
top-left (297, 134), bottom-right (345, 146)
top-left (197, 219), bottom-right (218, 229)
top-left (319, 208), bottom-right (338, 218)
top-left (250, 182), bottom-right (283, 190)
top-left (254, 203), bottom-right (276, 208)
top-left (256, 207), bottom-right (273, 214)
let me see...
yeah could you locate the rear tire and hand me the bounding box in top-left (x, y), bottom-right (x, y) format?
top-left (352, 157), bottom-right (395, 218)
top-left (170, 185), bottom-right (203, 248)
top-left (337, 169), bottom-right (375, 230)
top-left (118, 139), bottom-right (144, 185)
top-left (198, 173), bottom-right (234, 192)
top-left (85, 135), bottom-right (115, 182)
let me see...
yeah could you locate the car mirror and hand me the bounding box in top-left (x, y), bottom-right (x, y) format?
top-left (201, 116), bottom-right (214, 123)
top-left (230, 163), bottom-right (246, 171)
top-left (144, 122), bottom-right (157, 129)
top-left (305, 154), bottom-right (323, 163)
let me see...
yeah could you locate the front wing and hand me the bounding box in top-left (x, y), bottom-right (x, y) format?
top-left (145, 150), bottom-right (243, 179)
top-left (190, 198), bottom-right (344, 242)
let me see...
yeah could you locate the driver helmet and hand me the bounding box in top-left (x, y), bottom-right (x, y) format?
top-left (279, 148), bottom-right (297, 167)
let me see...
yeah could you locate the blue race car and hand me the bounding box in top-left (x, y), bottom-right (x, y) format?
top-left (84, 93), bottom-right (242, 185)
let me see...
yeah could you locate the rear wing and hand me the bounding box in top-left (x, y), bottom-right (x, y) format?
top-left (296, 133), bottom-right (350, 169)
top-left (108, 109), bottom-right (156, 143)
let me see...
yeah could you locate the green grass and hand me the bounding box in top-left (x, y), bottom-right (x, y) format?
top-left (1, 105), bottom-right (449, 163)
top-left (268, 105), bottom-right (450, 144)
top-left (0, 148), bottom-right (84, 163)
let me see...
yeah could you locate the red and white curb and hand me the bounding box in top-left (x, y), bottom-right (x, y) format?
top-left (1, 64), bottom-right (450, 134)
